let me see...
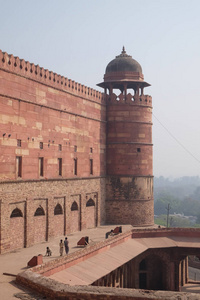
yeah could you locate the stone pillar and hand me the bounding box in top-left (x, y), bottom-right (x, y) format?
top-left (178, 261), bottom-right (182, 291)
top-left (0, 201), bottom-right (10, 253)
top-left (182, 259), bottom-right (186, 286)
top-left (108, 84), bottom-right (113, 95)
top-left (174, 261), bottom-right (180, 291)
top-left (47, 196), bottom-right (54, 238)
top-left (185, 257), bottom-right (189, 284)
top-left (25, 197), bottom-right (35, 248)
top-left (124, 83), bottom-right (127, 99)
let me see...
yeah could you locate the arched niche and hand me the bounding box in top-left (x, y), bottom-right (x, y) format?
top-left (71, 201), bottom-right (78, 211)
top-left (34, 206), bottom-right (45, 216)
top-left (86, 198), bottom-right (95, 207)
top-left (54, 203), bottom-right (63, 215)
top-left (10, 208), bottom-right (23, 218)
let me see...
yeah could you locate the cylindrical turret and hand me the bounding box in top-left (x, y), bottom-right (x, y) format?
top-left (98, 47), bottom-right (154, 226)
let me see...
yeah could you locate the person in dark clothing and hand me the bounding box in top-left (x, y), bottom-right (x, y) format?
top-left (45, 246), bottom-right (52, 256)
top-left (105, 229), bottom-right (114, 239)
top-left (64, 237), bottom-right (69, 254)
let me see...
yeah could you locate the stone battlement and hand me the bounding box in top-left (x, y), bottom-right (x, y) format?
top-left (0, 50), bottom-right (104, 104)
top-left (108, 92), bottom-right (152, 106)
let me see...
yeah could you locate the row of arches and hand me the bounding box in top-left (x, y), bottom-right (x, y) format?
top-left (10, 199), bottom-right (95, 218)
top-left (9, 198), bottom-right (96, 251)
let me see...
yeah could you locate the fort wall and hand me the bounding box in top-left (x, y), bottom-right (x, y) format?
top-left (0, 50), bottom-right (104, 104)
top-left (0, 177), bottom-right (106, 254)
top-left (0, 50), bottom-right (106, 253)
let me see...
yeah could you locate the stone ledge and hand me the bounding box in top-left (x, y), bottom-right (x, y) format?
top-left (16, 270), bottom-right (198, 300)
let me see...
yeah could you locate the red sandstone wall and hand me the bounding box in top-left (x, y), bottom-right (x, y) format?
top-left (53, 215), bottom-right (65, 237)
top-left (106, 101), bottom-right (153, 176)
top-left (105, 95), bottom-right (154, 226)
top-left (10, 217), bottom-right (24, 250)
top-left (0, 50), bottom-right (106, 181)
top-left (69, 210), bottom-right (79, 233)
top-left (0, 50), bottom-right (107, 253)
top-left (0, 178), bottom-right (106, 253)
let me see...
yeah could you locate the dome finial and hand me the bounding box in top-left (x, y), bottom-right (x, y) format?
top-left (122, 46), bottom-right (126, 54)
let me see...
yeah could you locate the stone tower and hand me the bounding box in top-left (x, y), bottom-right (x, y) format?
top-left (98, 47), bottom-right (154, 226)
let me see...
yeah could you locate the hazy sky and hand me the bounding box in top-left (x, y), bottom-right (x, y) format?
top-left (1, 0), bottom-right (200, 178)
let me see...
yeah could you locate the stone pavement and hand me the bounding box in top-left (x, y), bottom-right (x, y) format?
top-left (1, 224), bottom-right (200, 300)
top-left (0, 225), bottom-right (133, 300)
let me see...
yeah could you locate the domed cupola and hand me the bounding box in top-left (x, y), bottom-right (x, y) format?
top-left (97, 47), bottom-right (150, 91)
top-left (105, 46), bottom-right (143, 76)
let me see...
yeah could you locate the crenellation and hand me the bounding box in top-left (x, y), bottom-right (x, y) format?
top-left (40, 67), bottom-right (45, 79)
top-left (20, 59), bottom-right (25, 71)
top-left (82, 84), bottom-right (85, 94)
top-left (3, 52), bottom-right (9, 65)
top-left (8, 54), bottom-right (14, 70)
top-left (15, 56), bottom-right (20, 68)
top-left (107, 93), bottom-right (152, 106)
top-left (30, 63), bottom-right (35, 75)
top-left (0, 49), bottom-right (103, 104)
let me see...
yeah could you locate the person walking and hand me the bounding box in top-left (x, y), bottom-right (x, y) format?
top-left (59, 239), bottom-right (64, 256)
top-left (64, 237), bottom-right (69, 254)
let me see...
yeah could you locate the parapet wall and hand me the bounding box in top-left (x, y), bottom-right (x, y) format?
top-left (19, 227), bottom-right (200, 277)
top-left (31, 230), bottom-right (132, 276)
top-left (16, 273), bottom-right (198, 300)
top-left (131, 227), bottom-right (200, 238)
top-left (107, 92), bottom-right (152, 106)
top-left (0, 50), bottom-right (104, 104)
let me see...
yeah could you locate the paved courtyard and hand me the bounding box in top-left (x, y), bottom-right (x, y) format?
top-left (0, 225), bottom-right (133, 299)
top-left (1, 224), bottom-right (200, 299)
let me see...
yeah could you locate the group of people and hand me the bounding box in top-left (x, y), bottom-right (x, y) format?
top-left (45, 237), bottom-right (69, 257)
top-left (59, 237), bottom-right (69, 256)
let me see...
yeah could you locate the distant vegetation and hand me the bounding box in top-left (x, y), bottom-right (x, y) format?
top-left (154, 176), bottom-right (200, 227)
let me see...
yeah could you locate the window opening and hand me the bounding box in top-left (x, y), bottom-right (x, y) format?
top-left (90, 159), bottom-right (93, 175)
top-left (74, 158), bottom-right (77, 175)
top-left (40, 142), bottom-right (43, 149)
top-left (58, 158), bottom-right (62, 176)
top-left (59, 144), bottom-right (62, 151)
top-left (16, 156), bottom-right (22, 177)
top-left (39, 157), bottom-right (44, 177)
top-left (17, 139), bottom-right (21, 147)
